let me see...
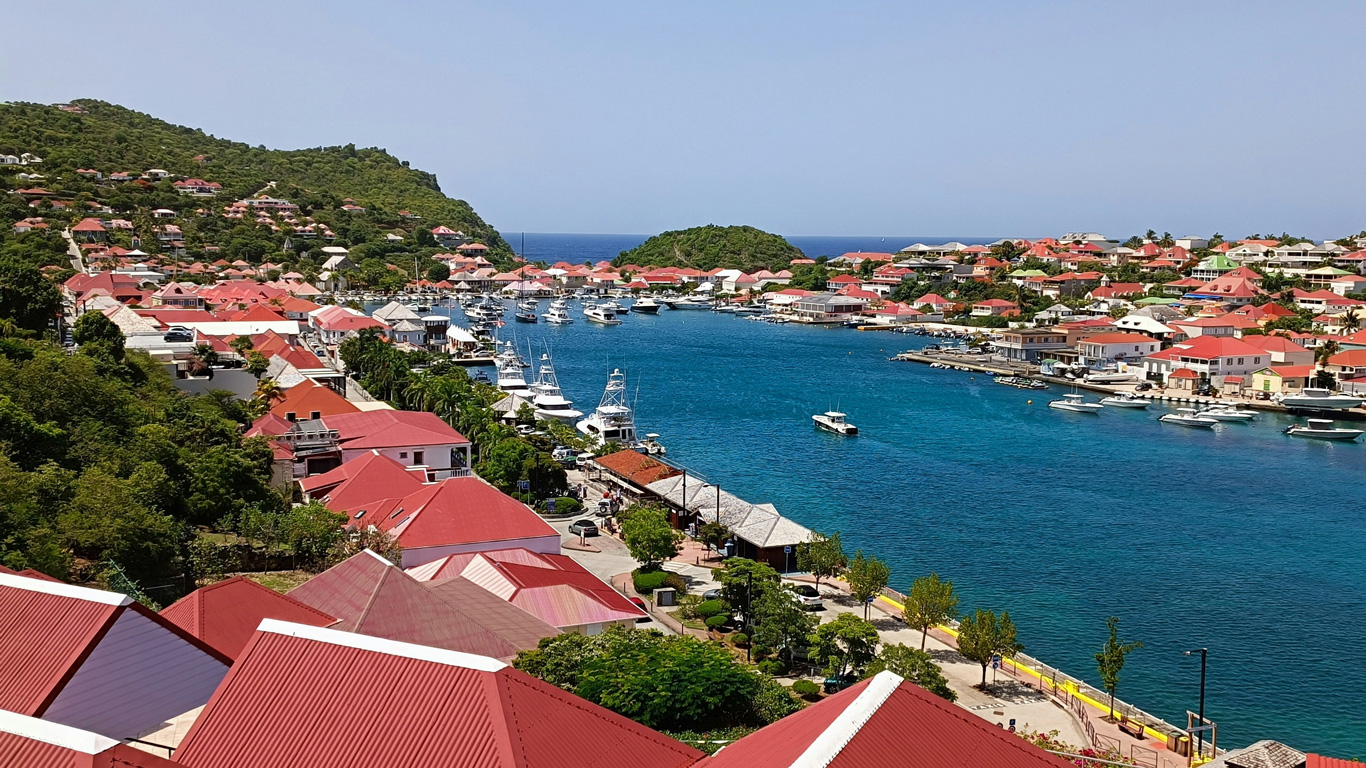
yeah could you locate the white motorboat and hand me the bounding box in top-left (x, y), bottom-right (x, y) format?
top-left (1275, 388), bottom-right (1364, 410)
top-left (517, 299), bottom-right (538, 313)
top-left (1158, 409), bottom-right (1217, 428)
top-left (598, 299), bottom-right (626, 313)
top-left (813, 411), bottom-right (858, 435)
top-left (529, 353), bottom-right (583, 422)
top-left (1284, 419), bottom-right (1364, 441)
top-left (1085, 372), bottom-right (1137, 383)
top-left (631, 297), bottom-right (661, 314)
top-left (577, 369), bottom-right (638, 444)
top-left (495, 361), bottom-right (533, 398)
top-left (584, 304), bottom-right (622, 325)
top-left (544, 305), bottom-right (574, 324)
top-left (1048, 393), bottom-right (1104, 413)
top-left (1198, 404), bottom-right (1256, 422)
top-left (733, 305), bottom-right (765, 315)
top-left (1099, 393), bottom-right (1150, 409)
top-left (640, 433), bottom-right (667, 455)
top-left (663, 297), bottom-right (711, 310)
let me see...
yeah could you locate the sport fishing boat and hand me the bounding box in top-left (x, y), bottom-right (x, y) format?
top-left (577, 369), bottom-right (638, 444)
top-left (1099, 393), bottom-right (1150, 409)
top-left (1275, 388), bottom-right (1364, 410)
top-left (1198, 403), bottom-right (1257, 422)
top-left (517, 299), bottom-right (538, 313)
top-left (631, 297), bottom-right (661, 314)
top-left (495, 360), bottom-right (533, 398)
top-left (544, 305), bottom-right (574, 324)
top-left (1284, 419), bottom-right (1364, 441)
top-left (529, 353), bottom-right (583, 422)
top-left (813, 410), bottom-right (858, 435)
top-left (514, 309), bottom-right (538, 323)
top-left (663, 297), bottom-right (711, 310)
top-left (1158, 408), bottom-right (1217, 428)
top-left (584, 304), bottom-right (622, 325)
top-left (1048, 393), bottom-right (1103, 413)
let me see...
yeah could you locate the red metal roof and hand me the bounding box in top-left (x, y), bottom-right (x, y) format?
top-left (287, 551), bottom-right (542, 658)
top-left (1308, 754), bottom-right (1360, 768)
top-left (298, 450), bottom-right (426, 513)
top-left (700, 671), bottom-right (1071, 768)
top-left (160, 577), bottom-right (338, 660)
top-left (372, 476), bottom-right (558, 550)
top-left (174, 620), bottom-right (703, 768)
top-left (0, 709), bottom-right (181, 768)
top-left (323, 409), bottom-right (469, 450)
top-left (267, 380), bottom-right (360, 420)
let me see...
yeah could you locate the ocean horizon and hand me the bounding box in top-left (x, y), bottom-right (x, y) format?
top-left (504, 232), bottom-right (1008, 263)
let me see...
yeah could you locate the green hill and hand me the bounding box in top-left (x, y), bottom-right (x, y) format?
top-left (0, 99), bottom-right (509, 258)
top-left (613, 225), bottom-right (805, 273)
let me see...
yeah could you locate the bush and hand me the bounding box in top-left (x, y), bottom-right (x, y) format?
top-left (663, 572), bottom-right (688, 594)
top-left (696, 599), bottom-right (725, 618)
top-left (732, 633), bottom-right (749, 647)
top-left (633, 569), bottom-right (669, 594)
top-left (749, 676), bottom-right (802, 724)
top-left (706, 614), bottom-right (731, 630)
top-left (544, 497), bottom-right (582, 517)
top-left (757, 659), bottom-right (788, 676)
top-left (751, 644), bottom-right (773, 661)
top-left (791, 679), bottom-right (821, 698)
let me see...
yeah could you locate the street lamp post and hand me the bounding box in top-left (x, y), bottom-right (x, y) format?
top-left (1184, 648), bottom-right (1208, 757)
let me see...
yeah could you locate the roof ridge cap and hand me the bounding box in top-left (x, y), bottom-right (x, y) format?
top-left (789, 671), bottom-right (903, 768)
top-left (256, 619), bottom-right (506, 671)
top-left (0, 572), bottom-right (131, 606)
top-left (0, 708), bottom-right (118, 754)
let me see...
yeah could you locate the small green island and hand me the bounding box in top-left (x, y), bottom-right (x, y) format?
top-left (613, 225), bottom-right (805, 273)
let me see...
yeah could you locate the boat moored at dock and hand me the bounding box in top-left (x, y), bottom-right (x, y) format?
top-left (577, 368), bottom-right (638, 444)
top-left (1284, 419), bottom-right (1364, 441)
top-left (1275, 388), bottom-right (1364, 410)
top-left (1100, 393), bottom-right (1150, 409)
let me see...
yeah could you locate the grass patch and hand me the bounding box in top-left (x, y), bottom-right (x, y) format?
top-left (241, 570), bottom-right (312, 593)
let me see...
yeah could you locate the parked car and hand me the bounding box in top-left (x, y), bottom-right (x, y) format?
top-left (1255, 391), bottom-right (1272, 401)
top-left (786, 583), bottom-right (824, 610)
top-left (1134, 381), bottom-right (1154, 392)
top-left (702, 588), bottom-right (723, 601)
top-left (627, 596), bottom-right (651, 621)
top-left (163, 326), bottom-right (193, 342)
top-left (568, 519), bottom-right (598, 537)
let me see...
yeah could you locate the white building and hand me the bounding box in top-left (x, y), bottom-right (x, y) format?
top-left (1079, 333), bottom-right (1161, 368)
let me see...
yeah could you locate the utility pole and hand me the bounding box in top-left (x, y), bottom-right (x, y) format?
top-left (745, 572), bottom-right (754, 663)
top-left (1184, 648), bottom-right (1208, 758)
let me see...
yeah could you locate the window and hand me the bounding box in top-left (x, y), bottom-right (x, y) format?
top-left (413, 451), bottom-right (424, 465)
top-left (1237, 358), bottom-right (1244, 365)
top-left (310, 411), bottom-right (321, 420)
top-left (285, 412), bottom-right (296, 422)
top-left (399, 452), bottom-right (408, 459)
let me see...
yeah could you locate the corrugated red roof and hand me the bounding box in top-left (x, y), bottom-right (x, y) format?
top-left (267, 380), bottom-right (360, 420)
top-left (372, 476), bottom-right (558, 550)
top-left (299, 450), bottom-right (426, 513)
top-left (0, 709), bottom-right (181, 768)
top-left (160, 577), bottom-right (338, 660)
top-left (288, 551), bottom-right (542, 658)
top-left (1308, 754), bottom-right (1360, 768)
top-left (174, 620), bottom-right (703, 768)
top-left (700, 671), bottom-right (1071, 768)
top-left (323, 409), bottom-right (468, 450)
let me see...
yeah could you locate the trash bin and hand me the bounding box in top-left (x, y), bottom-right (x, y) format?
top-left (653, 587), bottom-right (677, 607)
top-left (1172, 735), bottom-right (1190, 757)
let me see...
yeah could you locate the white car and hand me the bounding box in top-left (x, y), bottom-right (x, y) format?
top-left (786, 583), bottom-right (824, 610)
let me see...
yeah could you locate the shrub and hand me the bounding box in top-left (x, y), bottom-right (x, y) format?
top-left (663, 572), bottom-right (688, 594)
top-left (732, 633), bottom-right (749, 647)
top-left (633, 569), bottom-right (669, 594)
top-left (749, 676), bottom-right (802, 724)
top-left (706, 614), bottom-right (731, 630)
top-left (791, 679), bottom-right (821, 698)
top-left (696, 599), bottom-right (725, 618)
top-left (751, 644), bottom-right (774, 661)
top-left (757, 659), bottom-right (788, 676)
top-left (544, 497), bottom-right (582, 517)
top-left (677, 593), bottom-right (703, 620)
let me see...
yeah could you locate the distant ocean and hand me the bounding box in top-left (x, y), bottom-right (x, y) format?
top-left (508, 232), bottom-right (1000, 264)
top-left (468, 232), bottom-right (1366, 756)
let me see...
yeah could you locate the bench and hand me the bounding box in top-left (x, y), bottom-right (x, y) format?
top-left (1118, 715), bottom-right (1146, 739)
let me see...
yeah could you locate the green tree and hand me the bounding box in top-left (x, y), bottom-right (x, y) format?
top-left (904, 572), bottom-right (959, 651)
top-left (0, 256), bottom-right (61, 334)
top-left (712, 557), bottom-right (780, 617)
top-left (245, 349), bottom-right (270, 378)
top-left (751, 587), bottom-right (818, 662)
top-left (809, 613), bottom-right (880, 680)
top-left (72, 311), bottom-right (126, 361)
top-left (426, 263), bottom-right (450, 282)
top-left (1094, 616), bottom-right (1143, 721)
top-left (864, 643), bottom-right (957, 701)
top-left (228, 335), bottom-right (254, 358)
top-left (797, 530), bottom-right (845, 589)
top-left (621, 504), bottom-right (683, 570)
top-left (697, 520), bottom-right (730, 556)
top-left (282, 500), bottom-right (348, 570)
top-left (956, 608), bottom-right (1023, 687)
top-left (846, 550), bottom-right (890, 620)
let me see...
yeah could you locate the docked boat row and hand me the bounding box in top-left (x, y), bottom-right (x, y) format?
top-left (994, 375), bottom-right (1048, 391)
top-left (1045, 390), bottom-right (1360, 440)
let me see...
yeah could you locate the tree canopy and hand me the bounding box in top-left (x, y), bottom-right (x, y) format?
top-left (956, 608), bottom-right (1023, 687)
top-left (613, 225), bottom-right (805, 273)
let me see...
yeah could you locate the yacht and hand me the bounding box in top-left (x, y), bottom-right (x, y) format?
top-left (517, 299), bottom-right (538, 313)
top-left (576, 369), bottom-right (638, 444)
top-left (813, 411), bottom-right (858, 435)
top-left (1084, 371), bottom-right (1137, 384)
top-left (631, 297), bottom-right (661, 314)
top-left (1048, 393), bottom-right (1104, 413)
top-left (733, 305), bottom-right (765, 315)
top-left (1198, 404), bottom-right (1257, 422)
top-left (1099, 393), bottom-right (1150, 409)
top-left (640, 433), bottom-right (667, 455)
top-left (663, 297), bottom-right (711, 310)
top-left (584, 304), bottom-right (622, 325)
top-left (1158, 409), bottom-right (1217, 428)
top-left (1284, 419), bottom-right (1364, 441)
top-left (529, 353), bottom-right (583, 422)
top-left (495, 360), bottom-right (533, 398)
top-left (1275, 388), bottom-right (1364, 410)
top-left (544, 305), bottom-right (574, 325)
top-left (514, 310), bottom-right (538, 323)
top-left (598, 299), bottom-right (626, 314)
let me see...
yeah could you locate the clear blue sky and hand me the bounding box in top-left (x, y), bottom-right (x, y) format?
top-left (5, 1), bottom-right (1366, 239)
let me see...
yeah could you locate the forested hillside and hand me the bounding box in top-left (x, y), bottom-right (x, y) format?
top-left (0, 99), bottom-right (510, 259)
top-left (613, 225), bottom-right (805, 272)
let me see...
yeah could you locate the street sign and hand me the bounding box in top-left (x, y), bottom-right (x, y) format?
top-left (991, 655), bottom-right (1001, 669)
top-left (517, 480), bottom-right (530, 491)
top-left (784, 546), bottom-right (792, 554)
top-left (546, 499), bottom-right (556, 512)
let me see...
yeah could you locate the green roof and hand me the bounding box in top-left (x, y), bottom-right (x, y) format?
top-left (1009, 269), bottom-right (1048, 277)
top-left (1134, 297), bottom-right (1180, 305)
top-left (1199, 253), bottom-right (1237, 270)
top-left (1305, 266), bottom-right (1351, 276)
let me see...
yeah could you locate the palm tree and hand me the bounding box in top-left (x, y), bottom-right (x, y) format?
top-left (1342, 309), bottom-right (1361, 334)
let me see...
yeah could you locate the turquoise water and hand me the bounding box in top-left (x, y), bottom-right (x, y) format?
top-left (455, 235), bottom-right (1365, 755)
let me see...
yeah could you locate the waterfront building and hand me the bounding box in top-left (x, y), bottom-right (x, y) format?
top-left (646, 474), bottom-right (813, 571)
top-left (1250, 365), bottom-right (1315, 395)
top-left (1143, 336), bottom-right (1270, 386)
top-left (1078, 333), bottom-right (1161, 368)
top-left (793, 292), bottom-right (868, 323)
top-left (994, 328), bottom-right (1070, 363)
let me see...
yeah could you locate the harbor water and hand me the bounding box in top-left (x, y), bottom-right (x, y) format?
top-left (461, 234), bottom-right (1366, 755)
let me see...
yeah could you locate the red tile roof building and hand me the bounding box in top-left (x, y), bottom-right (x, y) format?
top-left (698, 670), bottom-right (1070, 768)
top-left (160, 576), bottom-right (339, 660)
top-left (267, 379), bottom-right (360, 421)
top-left (0, 573), bottom-right (229, 740)
top-left (173, 620), bottom-right (702, 768)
